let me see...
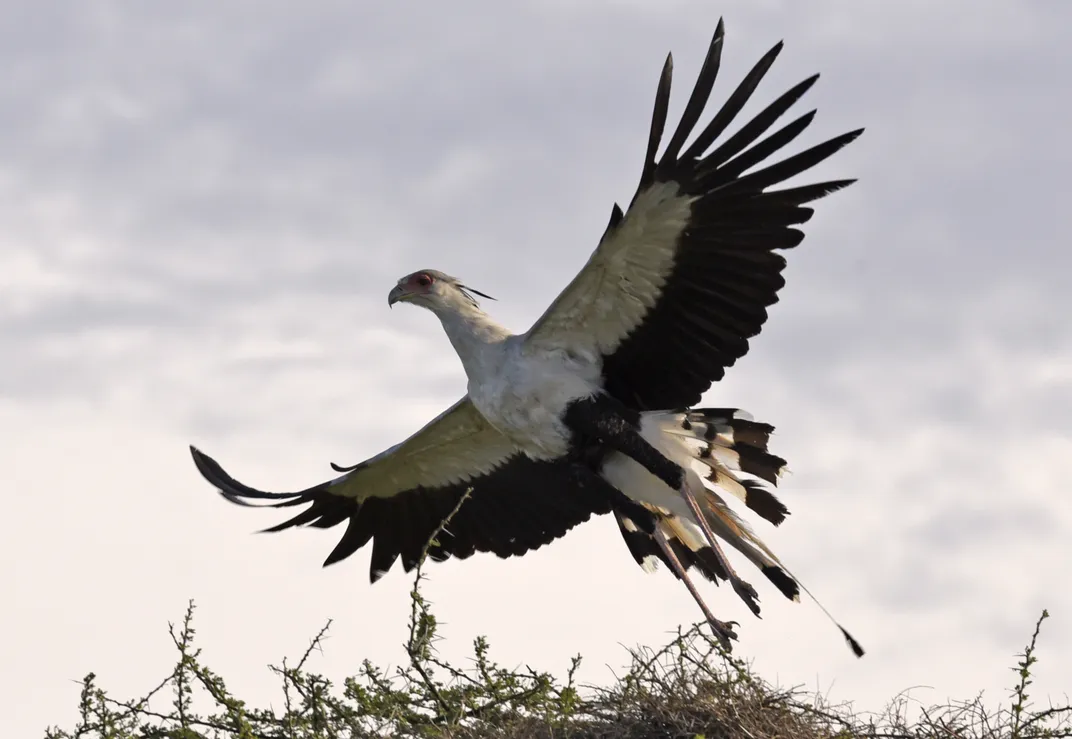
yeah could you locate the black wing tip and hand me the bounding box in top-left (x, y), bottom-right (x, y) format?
top-left (754, 39), bottom-right (786, 75)
top-left (793, 74), bottom-right (821, 102)
top-left (646, 17), bottom-right (728, 181)
top-left (189, 444), bottom-right (210, 468)
top-left (828, 177), bottom-right (859, 196)
top-left (789, 178), bottom-right (858, 203)
top-left (189, 444), bottom-right (233, 493)
top-left (189, 443), bottom-right (302, 507)
top-left (659, 20), bottom-right (730, 168)
top-left (602, 203), bottom-right (625, 239)
top-left (843, 127), bottom-right (866, 145)
top-left (831, 128), bottom-right (865, 153)
top-left (641, 51), bottom-right (676, 186)
top-left (708, 18), bottom-right (727, 67)
top-left (323, 551), bottom-right (347, 568)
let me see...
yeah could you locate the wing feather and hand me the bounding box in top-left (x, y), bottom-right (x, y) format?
top-left (524, 19), bottom-right (861, 411)
top-left (191, 397), bottom-right (611, 582)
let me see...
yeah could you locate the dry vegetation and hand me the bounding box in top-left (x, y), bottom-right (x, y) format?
top-left (46, 501), bottom-right (1071, 739)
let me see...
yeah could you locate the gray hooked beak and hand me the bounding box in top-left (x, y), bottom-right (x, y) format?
top-left (388, 284), bottom-right (408, 308)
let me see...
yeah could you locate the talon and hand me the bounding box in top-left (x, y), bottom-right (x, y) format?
top-left (732, 579), bottom-right (761, 616)
top-left (711, 619), bottom-right (738, 649)
top-left (650, 520), bottom-right (739, 650)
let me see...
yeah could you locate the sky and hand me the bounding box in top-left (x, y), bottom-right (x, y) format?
top-left (3, 1), bottom-right (1070, 735)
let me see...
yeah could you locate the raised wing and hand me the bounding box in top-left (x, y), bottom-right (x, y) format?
top-left (191, 397), bottom-right (610, 582)
top-left (524, 19), bottom-right (862, 411)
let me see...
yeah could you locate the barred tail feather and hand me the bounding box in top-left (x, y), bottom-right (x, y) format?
top-left (696, 480), bottom-right (799, 600)
top-left (696, 467), bottom-right (865, 657)
top-left (657, 408), bottom-right (790, 525)
top-left (615, 510), bottom-right (730, 585)
top-left (631, 409), bottom-right (865, 657)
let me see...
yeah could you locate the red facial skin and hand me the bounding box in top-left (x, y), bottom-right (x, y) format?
top-left (389, 271), bottom-right (440, 307)
top-left (403, 271), bottom-right (436, 296)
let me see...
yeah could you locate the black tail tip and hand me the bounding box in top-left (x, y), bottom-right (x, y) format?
top-left (746, 486), bottom-right (790, 526)
top-left (761, 565), bottom-right (799, 601)
top-left (842, 627), bottom-right (865, 658)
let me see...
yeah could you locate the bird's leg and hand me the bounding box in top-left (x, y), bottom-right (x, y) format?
top-left (652, 522), bottom-right (738, 650)
top-left (577, 464), bottom-right (738, 648)
top-left (564, 395), bottom-right (760, 615)
top-left (677, 486), bottom-right (760, 615)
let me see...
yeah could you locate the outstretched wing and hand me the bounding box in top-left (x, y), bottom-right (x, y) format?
top-left (192, 397), bottom-right (611, 582)
top-left (524, 19), bottom-right (862, 411)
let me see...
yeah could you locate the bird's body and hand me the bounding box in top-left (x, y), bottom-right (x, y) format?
top-left (454, 332), bottom-right (598, 460)
top-left (191, 18), bottom-right (866, 656)
top-left (433, 298), bottom-right (730, 538)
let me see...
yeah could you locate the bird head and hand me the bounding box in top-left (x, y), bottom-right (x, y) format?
top-left (388, 270), bottom-right (495, 312)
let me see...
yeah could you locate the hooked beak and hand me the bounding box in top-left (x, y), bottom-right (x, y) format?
top-left (387, 284), bottom-right (409, 308)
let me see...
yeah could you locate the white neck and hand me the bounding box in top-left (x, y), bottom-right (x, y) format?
top-left (433, 303), bottom-right (512, 384)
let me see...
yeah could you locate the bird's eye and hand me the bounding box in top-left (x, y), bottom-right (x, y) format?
top-left (415, 274), bottom-right (434, 287)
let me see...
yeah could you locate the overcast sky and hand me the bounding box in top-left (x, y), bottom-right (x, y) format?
top-left (3, 1), bottom-right (1070, 735)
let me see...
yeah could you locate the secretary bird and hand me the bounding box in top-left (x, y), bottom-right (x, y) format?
top-left (191, 19), bottom-right (864, 656)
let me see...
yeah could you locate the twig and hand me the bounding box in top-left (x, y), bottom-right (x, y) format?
top-left (404, 488), bottom-right (474, 723)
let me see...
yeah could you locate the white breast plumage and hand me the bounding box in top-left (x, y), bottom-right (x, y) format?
top-left (467, 341), bottom-right (601, 460)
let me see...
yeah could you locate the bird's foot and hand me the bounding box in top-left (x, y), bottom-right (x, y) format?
top-left (731, 578), bottom-right (761, 617)
top-left (709, 618), bottom-right (739, 651)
